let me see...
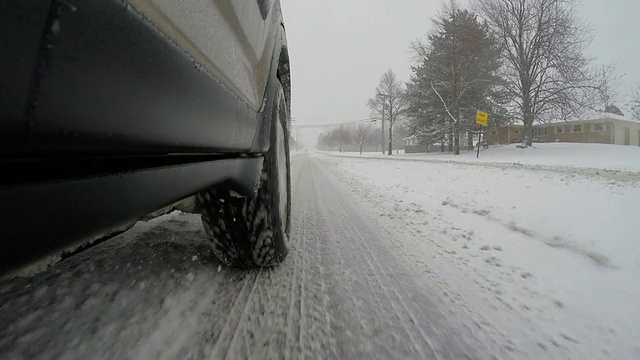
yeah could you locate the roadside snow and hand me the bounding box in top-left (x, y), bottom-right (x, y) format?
top-left (322, 154), bottom-right (640, 359)
top-left (336, 143), bottom-right (640, 172)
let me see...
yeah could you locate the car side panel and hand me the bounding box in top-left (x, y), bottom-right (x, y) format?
top-left (0, 0), bottom-right (51, 123)
top-left (1, 0), bottom-right (270, 157)
top-left (0, 0), bottom-right (289, 275)
top-left (127, 0), bottom-right (283, 113)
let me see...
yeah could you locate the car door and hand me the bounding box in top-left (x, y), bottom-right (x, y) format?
top-left (127, 0), bottom-right (281, 112)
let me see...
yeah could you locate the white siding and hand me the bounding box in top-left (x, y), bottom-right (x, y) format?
top-left (612, 120), bottom-right (640, 146)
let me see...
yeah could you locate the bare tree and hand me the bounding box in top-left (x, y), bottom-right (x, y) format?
top-left (316, 126), bottom-right (353, 152)
top-left (353, 124), bottom-right (372, 155)
top-left (475, 0), bottom-right (599, 146)
top-left (368, 69), bottom-right (408, 155)
top-left (594, 64), bottom-right (627, 116)
top-left (597, 65), bottom-right (617, 111)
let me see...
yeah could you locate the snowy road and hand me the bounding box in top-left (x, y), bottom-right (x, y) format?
top-left (1, 152), bottom-right (638, 359)
top-left (326, 151), bottom-right (640, 360)
top-left (0, 154), bottom-right (489, 360)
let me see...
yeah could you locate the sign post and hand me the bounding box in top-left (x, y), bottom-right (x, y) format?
top-left (475, 110), bottom-right (488, 158)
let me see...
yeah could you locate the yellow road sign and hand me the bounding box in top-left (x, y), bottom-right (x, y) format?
top-left (476, 110), bottom-right (488, 126)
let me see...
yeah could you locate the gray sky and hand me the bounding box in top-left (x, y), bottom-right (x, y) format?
top-left (280, 0), bottom-right (640, 145)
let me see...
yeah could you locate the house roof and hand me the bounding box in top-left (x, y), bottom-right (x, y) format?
top-left (499, 112), bottom-right (640, 128)
top-left (547, 112), bottom-right (640, 125)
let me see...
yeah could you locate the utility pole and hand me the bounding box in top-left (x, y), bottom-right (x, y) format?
top-left (387, 99), bottom-right (393, 156)
top-left (381, 101), bottom-right (386, 154)
top-left (377, 93), bottom-right (389, 155)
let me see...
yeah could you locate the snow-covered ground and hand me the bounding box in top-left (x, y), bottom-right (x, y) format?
top-left (336, 142), bottom-right (640, 172)
top-left (2, 148), bottom-right (638, 359)
top-left (321, 151), bottom-right (640, 359)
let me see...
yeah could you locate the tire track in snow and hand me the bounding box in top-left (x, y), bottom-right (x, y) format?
top-left (283, 189), bottom-right (303, 359)
top-left (309, 160), bottom-right (441, 359)
top-left (209, 271), bottom-right (260, 359)
top-left (224, 272), bottom-right (261, 359)
top-left (304, 160), bottom-right (403, 358)
top-left (289, 160), bottom-right (337, 358)
top-left (347, 213), bottom-right (441, 359)
top-left (297, 199), bottom-right (306, 357)
top-left (307, 192), bottom-right (338, 357)
top-left (336, 207), bottom-right (431, 357)
top-left (320, 162), bottom-right (454, 359)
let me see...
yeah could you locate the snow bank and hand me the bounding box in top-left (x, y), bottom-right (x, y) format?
top-left (334, 143), bottom-right (640, 172)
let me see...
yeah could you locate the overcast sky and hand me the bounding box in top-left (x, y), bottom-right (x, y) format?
top-left (280, 0), bottom-right (640, 145)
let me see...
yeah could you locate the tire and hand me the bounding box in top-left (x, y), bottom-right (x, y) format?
top-left (198, 82), bottom-right (291, 268)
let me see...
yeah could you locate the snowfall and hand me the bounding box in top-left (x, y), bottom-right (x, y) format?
top-left (326, 142), bottom-right (640, 359)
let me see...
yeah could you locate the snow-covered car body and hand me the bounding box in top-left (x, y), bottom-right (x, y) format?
top-left (0, 0), bottom-right (291, 274)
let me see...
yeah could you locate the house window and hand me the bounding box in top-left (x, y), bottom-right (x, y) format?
top-left (556, 126), bottom-right (564, 134)
top-left (594, 123), bottom-right (605, 132)
top-left (573, 125), bottom-right (582, 133)
top-left (491, 130), bottom-right (497, 135)
top-left (514, 128), bottom-right (520, 134)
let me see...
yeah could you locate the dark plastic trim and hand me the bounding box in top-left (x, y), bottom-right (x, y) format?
top-left (1, 0), bottom-right (258, 159)
top-left (0, 158), bottom-right (262, 274)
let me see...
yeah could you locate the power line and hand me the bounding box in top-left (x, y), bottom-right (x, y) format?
top-left (291, 118), bottom-right (376, 129)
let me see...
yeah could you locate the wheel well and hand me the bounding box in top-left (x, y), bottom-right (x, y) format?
top-left (276, 46), bottom-right (291, 110)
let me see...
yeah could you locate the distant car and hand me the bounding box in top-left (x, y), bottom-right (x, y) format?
top-left (1, 0), bottom-right (291, 273)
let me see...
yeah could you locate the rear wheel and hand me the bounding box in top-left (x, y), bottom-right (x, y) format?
top-left (198, 83), bottom-right (291, 268)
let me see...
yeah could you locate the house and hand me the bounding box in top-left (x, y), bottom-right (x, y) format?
top-left (403, 135), bottom-right (424, 153)
top-left (403, 135), bottom-right (450, 153)
top-left (485, 114), bottom-right (640, 146)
